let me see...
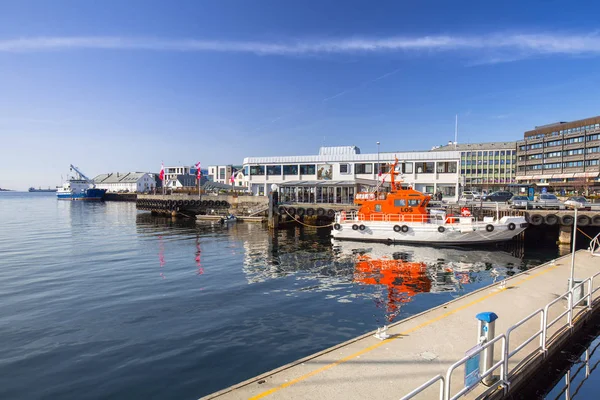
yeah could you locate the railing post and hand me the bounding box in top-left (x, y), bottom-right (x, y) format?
top-left (568, 292), bottom-right (573, 328)
top-left (540, 309), bottom-right (547, 354)
top-left (588, 278), bottom-right (593, 311)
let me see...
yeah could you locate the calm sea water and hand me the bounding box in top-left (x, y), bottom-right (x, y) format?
top-left (0, 192), bottom-right (557, 399)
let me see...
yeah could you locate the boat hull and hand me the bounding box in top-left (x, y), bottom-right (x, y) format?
top-left (57, 188), bottom-right (106, 201)
top-left (331, 217), bottom-right (527, 245)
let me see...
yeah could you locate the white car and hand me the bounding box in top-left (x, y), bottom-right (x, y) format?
top-left (459, 191), bottom-right (481, 201)
top-left (564, 196), bottom-right (592, 211)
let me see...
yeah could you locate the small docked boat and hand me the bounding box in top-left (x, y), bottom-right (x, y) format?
top-left (57, 164), bottom-right (106, 201)
top-left (331, 158), bottom-right (527, 245)
top-left (219, 214), bottom-right (237, 224)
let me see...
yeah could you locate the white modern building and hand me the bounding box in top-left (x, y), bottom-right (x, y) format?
top-left (208, 165), bottom-right (234, 185)
top-left (242, 146), bottom-right (461, 202)
top-left (93, 172), bottom-right (156, 193)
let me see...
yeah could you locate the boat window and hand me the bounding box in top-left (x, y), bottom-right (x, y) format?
top-left (394, 199), bottom-right (406, 207)
top-left (375, 204), bottom-right (382, 212)
top-left (420, 199), bottom-right (428, 207)
top-left (408, 199), bottom-right (420, 206)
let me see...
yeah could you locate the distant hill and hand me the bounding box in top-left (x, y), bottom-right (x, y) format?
top-left (0, 188), bottom-right (12, 191)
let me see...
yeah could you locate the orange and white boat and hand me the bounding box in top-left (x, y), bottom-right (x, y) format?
top-left (331, 158), bottom-right (527, 245)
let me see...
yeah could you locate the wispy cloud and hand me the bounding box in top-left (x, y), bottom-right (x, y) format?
top-left (2, 32), bottom-right (600, 58)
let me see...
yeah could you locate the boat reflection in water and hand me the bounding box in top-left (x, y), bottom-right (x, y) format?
top-left (332, 239), bottom-right (524, 323)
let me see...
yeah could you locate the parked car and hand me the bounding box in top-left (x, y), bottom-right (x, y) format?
top-left (564, 196), bottom-right (592, 211)
top-left (459, 190), bottom-right (481, 202)
top-left (508, 195), bottom-right (530, 209)
top-left (533, 193), bottom-right (563, 210)
top-left (482, 191), bottom-right (513, 202)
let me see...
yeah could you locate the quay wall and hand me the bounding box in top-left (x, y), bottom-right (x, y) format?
top-left (201, 249), bottom-right (600, 400)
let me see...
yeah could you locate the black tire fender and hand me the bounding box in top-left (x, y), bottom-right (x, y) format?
top-left (359, 224), bottom-right (366, 231)
top-left (560, 215), bottom-right (574, 226)
top-left (438, 226), bottom-right (445, 233)
top-left (306, 208), bottom-right (315, 216)
top-left (577, 215), bottom-right (590, 227)
top-left (486, 224), bottom-right (494, 232)
top-left (545, 214), bottom-right (558, 226)
top-left (297, 208), bottom-right (305, 217)
top-left (352, 224), bottom-right (359, 231)
top-left (401, 225), bottom-right (409, 233)
top-left (333, 223), bottom-right (341, 230)
top-left (508, 222), bottom-right (516, 231)
top-left (530, 214), bottom-right (543, 226)
top-left (317, 208), bottom-right (325, 217)
top-left (393, 225), bottom-right (401, 232)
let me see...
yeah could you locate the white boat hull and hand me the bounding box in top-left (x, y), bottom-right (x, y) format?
top-left (331, 216), bottom-right (527, 245)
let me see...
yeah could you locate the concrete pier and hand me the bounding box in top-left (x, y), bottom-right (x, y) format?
top-left (202, 249), bottom-right (600, 400)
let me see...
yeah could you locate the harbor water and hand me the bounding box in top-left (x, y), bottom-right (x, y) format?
top-left (0, 192), bottom-right (577, 399)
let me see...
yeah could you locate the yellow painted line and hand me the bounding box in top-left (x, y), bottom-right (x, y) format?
top-left (249, 263), bottom-right (562, 400)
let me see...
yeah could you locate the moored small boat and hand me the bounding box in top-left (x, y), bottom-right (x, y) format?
top-left (331, 158), bottom-right (527, 245)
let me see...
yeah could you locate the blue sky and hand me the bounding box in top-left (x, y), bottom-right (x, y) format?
top-left (2, 0), bottom-right (600, 190)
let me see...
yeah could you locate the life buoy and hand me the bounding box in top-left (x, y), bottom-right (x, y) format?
top-left (438, 226), bottom-right (445, 233)
top-left (545, 214), bottom-right (558, 226)
top-left (486, 224), bottom-right (494, 232)
top-left (352, 224), bottom-right (359, 230)
top-left (359, 224), bottom-right (366, 231)
top-left (341, 211), bottom-right (347, 220)
top-left (393, 225), bottom-right (401, 232)
top-left (333, 223), bottom-right (341, 230)
top-left (401, 225), bottom-right (409, 233)
top-left (369, 194), bottom-right (375, 200)
top-left (508, 223), bottom-right (516, 231)
top-left (460, 207), bottom-right (472, 217)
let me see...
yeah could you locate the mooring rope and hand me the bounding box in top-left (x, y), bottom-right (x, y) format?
top-left (578, 227), bottom-right (594, 241)
top-left (282, 207), bottom-right (336, 228)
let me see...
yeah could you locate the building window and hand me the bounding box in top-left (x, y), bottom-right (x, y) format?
top-left (563, 161), bottom-right (584, 168)
top-left (545, 140), bottom-right (562, 147)
top-left (267, 165), bottom-right (281, 175)
top-left (219, 168), bottom-right (226, 180)
top-left (437, 161), bottom-right (457, 173)
top-left (300, 164), bottom-right (316, 175)
top-left (586, 147), bottom-right (599, 154)
top-left (339, 163), bottom-right (351, 174)
top-left (415, 162), bottom-right (434, 173)
top-left (355, 163), bottom-right (373, 174)
top-left (282, 165), bottom-right (298, 175)
top-left (588, 134), bottom-right (599, 141)
top-left (565, 136), bottom-right (584, 144)
top-left (565, 149), bottom-right (584, 156)
top-left (545, 151), bottom-right (562, 158)
top-left (585, 159), bottom-right (599, 166)
top-left (250, 166), bottom-right (265, 175)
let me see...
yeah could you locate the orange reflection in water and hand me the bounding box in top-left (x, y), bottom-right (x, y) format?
top-left (354, 254), bottom-right (431, 323)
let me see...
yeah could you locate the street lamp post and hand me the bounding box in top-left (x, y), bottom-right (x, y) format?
top-left (569, 206), bottom-right (578, 290)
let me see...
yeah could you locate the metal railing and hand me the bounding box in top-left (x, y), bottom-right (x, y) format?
top-left (590, 232), bottom-right (600, 256)
top-left (402, 269), bottom-right (600, 400)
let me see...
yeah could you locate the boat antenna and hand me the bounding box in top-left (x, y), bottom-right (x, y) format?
top-left (454, 114), bottom-right (458, 149)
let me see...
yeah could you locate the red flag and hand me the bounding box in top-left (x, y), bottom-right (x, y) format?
top-left (159, 163), bottom-right (165, 181)
top-left (230, 173), bottom-right (235, 184)
top-left (195, 162), bottom-right (201, 180)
